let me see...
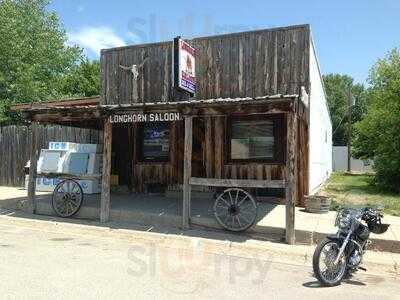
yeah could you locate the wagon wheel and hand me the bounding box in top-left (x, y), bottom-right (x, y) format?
top-left (213, 188), bottom-right (258, 232)
top-left (52, 179), bottom-right (83, 217)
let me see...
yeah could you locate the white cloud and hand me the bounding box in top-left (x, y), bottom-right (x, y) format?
top-left (68, 26), bottom-right (126, 57)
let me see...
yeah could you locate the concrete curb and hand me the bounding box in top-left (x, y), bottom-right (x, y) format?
top-left (1, 199), bottom-right (400, 254)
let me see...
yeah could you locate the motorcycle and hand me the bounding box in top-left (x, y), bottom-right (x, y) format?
top-left (313, 206), bottom-right (390, 286)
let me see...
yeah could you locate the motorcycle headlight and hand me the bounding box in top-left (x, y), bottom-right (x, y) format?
top-left (335, 210), bottom-right (352, 229)
top-left (339, 216), bottom-right (351, 229)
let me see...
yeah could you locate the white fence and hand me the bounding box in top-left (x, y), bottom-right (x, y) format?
top-left (333, 146), bottom-right (374, 173)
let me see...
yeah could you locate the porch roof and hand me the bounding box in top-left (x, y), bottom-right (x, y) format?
top-left (101, 94), bottom-right (299, 112)
top-left (12, 94), bottom-right (302, 128)
top-left (11, 96), bottom-right (100, 110)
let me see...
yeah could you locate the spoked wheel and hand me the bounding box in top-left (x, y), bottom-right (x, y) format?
top-left (213, 188), bottom-right (258, 232)
top-left (52, 179), bottom-right (84, 217)
top-left (313, 238), bottom-right (347, 286)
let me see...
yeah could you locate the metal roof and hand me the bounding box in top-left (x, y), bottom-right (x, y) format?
top-left (14, 94), bottom-right (299, 116)
top-left (101, 94), bottom-right (299, 110)
top-left (11, 96), bottom-right (100, 111)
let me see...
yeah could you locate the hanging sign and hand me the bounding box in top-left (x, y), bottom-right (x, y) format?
top-left (173, 37), bottom-right (196, 95)
top-left (109, 112), bottom-right (181, 123)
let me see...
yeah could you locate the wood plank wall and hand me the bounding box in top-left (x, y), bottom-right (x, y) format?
top-left (297, 108), bottom-right (309, 206)
top-left (114, 116), bottom-right (289, 194)
top-left (0, 125), bottom-right (102, 187)
top-left (101, 25), bottom-right (310, 104)
top-left (204, 116), bottom-right (286, 182)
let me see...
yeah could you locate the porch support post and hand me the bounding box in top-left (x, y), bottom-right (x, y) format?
top-left (285, 113), bottom-right (298, 245)
top-left (27, 121), bottom-right (39, 214)
top-left (182, 115), bottom-right (193, 229)
top-left (100, 118), bottom-right (112, 223)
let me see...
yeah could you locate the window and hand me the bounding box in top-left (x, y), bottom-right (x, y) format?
top-left (139, 122), bottom-right (170, 162)
top-left (228, 116), bottom-right (284, 163)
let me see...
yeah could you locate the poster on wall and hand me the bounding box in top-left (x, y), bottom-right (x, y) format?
top-left (173, 37), bottom-right (196, 95)
top-left (141, 123), bottom-right (170, 161)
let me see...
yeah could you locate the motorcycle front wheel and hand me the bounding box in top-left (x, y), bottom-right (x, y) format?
top-left (313, 238), bottom-right (348, 286)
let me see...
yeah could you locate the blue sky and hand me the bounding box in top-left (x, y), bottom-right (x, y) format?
top-left (50, 0), bottom-right (400, 84)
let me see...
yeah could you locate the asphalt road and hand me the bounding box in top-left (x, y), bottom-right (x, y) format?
top-left (0, 216), bottom-right (399, 300)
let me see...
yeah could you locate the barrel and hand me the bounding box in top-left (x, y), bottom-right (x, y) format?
top-left (305, 195), bottom-right (331, 214)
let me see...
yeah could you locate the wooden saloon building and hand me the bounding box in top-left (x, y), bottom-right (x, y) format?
top-left (15, 24), bottom-right (332, 244)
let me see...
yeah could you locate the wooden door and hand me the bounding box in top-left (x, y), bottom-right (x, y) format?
top-left (192, 118), bottom-right (205, 177)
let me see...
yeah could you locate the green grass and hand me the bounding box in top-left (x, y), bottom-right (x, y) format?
top-left (320, 172), bottom-right (400, 216)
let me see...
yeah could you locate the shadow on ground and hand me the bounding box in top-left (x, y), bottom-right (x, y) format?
top-left (0, 192), bottom-right (285, 246)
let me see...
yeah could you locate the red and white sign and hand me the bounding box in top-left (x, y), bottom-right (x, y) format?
top-left (177, 39), bottom-right (196, 94)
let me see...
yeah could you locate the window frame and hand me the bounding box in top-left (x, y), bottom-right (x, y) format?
top-left (226, 114), bottom-right (285, 164)
top-left (137, 122), bottom-right (171, 163)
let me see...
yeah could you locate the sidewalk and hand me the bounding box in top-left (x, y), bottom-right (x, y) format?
top-left (250, 206), bottom-right (400, 254)
top-left (0, 186), bottom-right (399, 253)
top-left (192, 199), bottom-right (400, 254)
top-left (0, 208), bottom-right (399, 278)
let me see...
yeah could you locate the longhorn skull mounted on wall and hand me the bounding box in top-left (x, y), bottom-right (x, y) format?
top-left (119, 57), bottom-right (149, 80)
top-left (119, 57), bottom-right (149, 101)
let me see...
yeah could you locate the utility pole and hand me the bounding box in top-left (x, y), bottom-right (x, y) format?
top-left (347, 87), bottom-right (352, 173)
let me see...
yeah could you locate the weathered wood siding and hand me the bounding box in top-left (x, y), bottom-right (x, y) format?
top-left (0, 125), bottom-right (101, 187)
top-left (116, 116), bottom-right (288, 193)
top-left (297, 114), bottom-right (309, 206)
top-left (204, 116), bottom-right (286, 181)
top-left (101, 25), bottom-right (310, 104)
top-left (114, 112), bottom-right (308, 205)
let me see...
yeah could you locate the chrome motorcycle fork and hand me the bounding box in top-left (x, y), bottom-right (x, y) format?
top-left (334, 230), bottom-right (352, 265)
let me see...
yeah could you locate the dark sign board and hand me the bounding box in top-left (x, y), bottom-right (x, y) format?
top-left (173, 37), bottom-right (196, 95)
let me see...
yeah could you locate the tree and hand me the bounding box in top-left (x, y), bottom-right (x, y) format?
top-left (0, 0), bottom-right (82, 124)
top-left (323, 74), bottom-right (367, 146)
top-left (59, 59), bottom-right (100, 98)
top-left (353, 49), bottom-right (400, 192)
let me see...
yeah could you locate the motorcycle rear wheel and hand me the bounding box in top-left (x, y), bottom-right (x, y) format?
top-left (313, 238), bottom-right (348, 286)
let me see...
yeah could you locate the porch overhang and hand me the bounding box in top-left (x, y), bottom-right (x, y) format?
top-left (11, 96), bottom-right (102, 129)
top-left (12, 94), bottom-right (302, 128)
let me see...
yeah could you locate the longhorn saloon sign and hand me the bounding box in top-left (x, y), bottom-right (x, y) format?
top-left (109, 112), bottom-right (181, 123)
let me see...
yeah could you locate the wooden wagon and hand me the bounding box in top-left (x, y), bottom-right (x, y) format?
top-left (35, 172), bottom-right (101, 217)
